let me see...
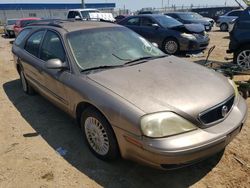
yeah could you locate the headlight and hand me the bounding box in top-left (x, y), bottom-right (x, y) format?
top-left (141, 112), bottom-right (197, 138)
top-left (181, 33), bottom-right (196, 40)
top-left (228, 79), bottom-right (239, 97)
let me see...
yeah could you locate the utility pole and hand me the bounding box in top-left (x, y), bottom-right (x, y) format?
top-left (162, 0), bottom-right (164, 9)
top-left (81, 0), bottom-right (85, 8)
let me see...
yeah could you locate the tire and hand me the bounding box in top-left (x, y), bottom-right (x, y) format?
top-left (220, 23), bottom-right (228, 31)
top-left (163, 38), bottom-right (179, 55)
top-left (233, 46), bottom-right (250, 70)
top-left (80, 107), bottom-right (119, 161)
top-left (20, 70), bottom-right (35, 95)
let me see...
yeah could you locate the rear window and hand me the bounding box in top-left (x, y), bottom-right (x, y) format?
top-left (7, 20), bottom-right (17, 25)
top-left (20, 20), bottom-right (39, 27)
top-left (14, 29), bottom-right (32, 46)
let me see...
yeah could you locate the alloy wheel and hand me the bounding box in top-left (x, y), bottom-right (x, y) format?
top-left (237, 50), bottom-right (250, 70)
top-left (84, 117), bottom-right (110, 156)
top-left (165, 40), bottom-right (178, 54)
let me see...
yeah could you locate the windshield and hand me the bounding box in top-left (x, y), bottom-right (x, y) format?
top-left (155, 16), bottom-right (183, 28)
top-left (7, 20), bottom-right (17, 25)
top-left (67, 27), bottom-right (164, 71)
top-left (179, 13), bottom-right (203, 20)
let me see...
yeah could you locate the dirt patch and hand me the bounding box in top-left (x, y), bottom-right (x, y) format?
top-left (41, 172), bottom-right (54, 181)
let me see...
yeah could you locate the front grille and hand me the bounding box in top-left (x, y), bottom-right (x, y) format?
top-left (199, 95), bottom-right (235, 125)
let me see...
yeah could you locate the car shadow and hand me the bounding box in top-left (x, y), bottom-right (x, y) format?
top-left (3, 79), bottom-right (224, 188)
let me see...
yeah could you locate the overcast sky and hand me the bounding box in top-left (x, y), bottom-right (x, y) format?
top-left (1, 0), bottom-right (239, 10)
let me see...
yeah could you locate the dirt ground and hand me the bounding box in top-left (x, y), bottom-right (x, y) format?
top-left (0, 28), bottom-right (249, 188)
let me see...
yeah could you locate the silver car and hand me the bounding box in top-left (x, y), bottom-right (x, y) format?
top-left (12, 21), bottom-right (247, 169)
top-left (4, 18), bottom-right (17, 37)
top-left (216, 9), bottom-right (243, 31)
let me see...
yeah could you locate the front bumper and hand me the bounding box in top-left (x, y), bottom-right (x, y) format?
top-left (179, 35), bottom-right (210, 52)
top-left (113, 96), bottom-right (247, 169)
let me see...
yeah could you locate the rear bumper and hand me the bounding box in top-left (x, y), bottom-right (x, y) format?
top-left (113, 96), bottom-right (247, 169)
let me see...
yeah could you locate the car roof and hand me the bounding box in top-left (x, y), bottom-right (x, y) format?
top-left (7, 18), bottom-right (18, 20)
top-left (68, 9), bottom-right (99, 12)
top-left (19, 17), bottom-right (41, 21)
top-left (134, 14), bottom-right (165, 17)
top-left (27, 20), bottom-right (122, 32)
top-left (166, 12), bottom-right (195, 14)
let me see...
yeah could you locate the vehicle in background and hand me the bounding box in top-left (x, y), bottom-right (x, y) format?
top-left (115, 15), bottom-right (127, 23)
top-left (12, 20), bottom-right (247, 170)
top-left (138, 10), bottom-right (161, 15)
top-left (227, 7), bottom-right (250, 69)
top-left (67, 9), bottom-right (115, 22)
top-left (165, 12), bottom-right (213, 31)
top-left (228, 18), bottom-right (237, 33)
top-left (216, 9), bottom-right (243, 31)
top-left (4, 18), bottom-right (17, 38)
top-left (14, 17), bottom-right (41, 37)
top-left (191, 6), bottom-right (240, 21)
top-left (118, 14), bottom-right (209, 55)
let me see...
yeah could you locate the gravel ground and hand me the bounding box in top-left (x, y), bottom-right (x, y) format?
top-left (0, 28), bottom-right (249, 188)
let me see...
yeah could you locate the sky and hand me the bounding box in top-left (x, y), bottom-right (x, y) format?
top-left (0, 0), bottom-right (240, 10)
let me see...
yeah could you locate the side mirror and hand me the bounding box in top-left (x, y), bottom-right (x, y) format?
top-left (75, 16), bottom-right (82, 20)
top-left (152, 23), bottom-right (160, 29)
top-left (152, 43), bottom-right (159, 48)
top-left (45, 59), bottom-right (67, 70)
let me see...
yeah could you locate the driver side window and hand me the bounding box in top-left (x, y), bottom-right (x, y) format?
top-left (40, 31), bottom-right (65, 62)
top-left (141, 18), bottom-right (155, 26)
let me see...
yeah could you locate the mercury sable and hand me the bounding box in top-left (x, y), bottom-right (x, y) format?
top-left (12, 21), bottom-right (247, 169)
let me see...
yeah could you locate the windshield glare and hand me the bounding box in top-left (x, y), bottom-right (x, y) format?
top-left (155, 16), bottom-right (183, 28)
top-left (67, 27), bottom-right (164, 71)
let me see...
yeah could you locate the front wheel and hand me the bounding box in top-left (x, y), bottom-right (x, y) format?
top-left (234, 47), bottom-right (250, 70)
top-left (163, 38), bottom-right (179, 55)
top-left (80, 107), bottom-right (119, 161)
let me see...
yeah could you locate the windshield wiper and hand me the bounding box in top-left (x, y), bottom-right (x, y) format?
top-left (112, 53), bottom-right (132, 61)
top-left (124, 55), bottom-right (168, 65)
top-left (81, 65), bottom-right (123, 73)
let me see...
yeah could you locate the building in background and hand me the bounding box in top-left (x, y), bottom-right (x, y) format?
top-left (0, 3), bottom-right (116, 23)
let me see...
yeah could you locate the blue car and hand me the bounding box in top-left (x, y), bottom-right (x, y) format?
top-left (118, 14), bottom-right (210, 55)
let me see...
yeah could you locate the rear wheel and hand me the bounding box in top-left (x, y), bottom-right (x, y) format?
top-left (163, 38), bottom-right (179, 55)
top-left (234, 46), bottom-right (250, 70)
top-left (20, 70), bottom-right (35, 95)
top-left (220, 23), bottom-right (228, 31)
top-left (80, 107), bottom-right (119, 161)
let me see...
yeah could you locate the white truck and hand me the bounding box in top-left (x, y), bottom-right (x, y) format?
top-left (67, 9), bottom-right (115, 22)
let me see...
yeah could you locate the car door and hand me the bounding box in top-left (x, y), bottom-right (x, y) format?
top-left (139, 17), bottom-right (161, 44)
top-left (227, 10), bottom-right (242, 20)
top-left (39, 30), bottom-right (70, 110)
top-left (22, 30), bottom-right (46, 92)
top-left (123, 17), bottom-right (141, 33)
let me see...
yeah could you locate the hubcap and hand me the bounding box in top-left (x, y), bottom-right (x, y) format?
top-left (165, 41), bottom-right (177, 54)
top-left (20, 71), bottom-right (27, 92)
top-left (237, 50), bottom-right (250, 70)
top-left (221, 24), bottom-right (227, 31)
top-left (84, 117), bottom-right (109, 155)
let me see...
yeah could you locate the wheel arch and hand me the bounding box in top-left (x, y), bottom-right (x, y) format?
top-left (76, 101), bottom-right (121, 157)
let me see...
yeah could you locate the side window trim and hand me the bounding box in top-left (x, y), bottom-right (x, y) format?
top-left (39, 29), bottom-right (71, 72)
top-left (24, 29), bottom-right (46, 59)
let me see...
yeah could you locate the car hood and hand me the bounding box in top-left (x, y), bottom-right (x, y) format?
top-left (87, 56), bottom-right (234, 118)
top-left (204, 17), bottom-right (214, 22)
